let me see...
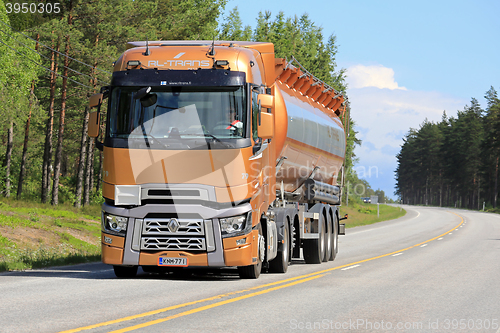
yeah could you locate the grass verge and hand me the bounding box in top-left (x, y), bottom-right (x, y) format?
top-left (0, 198), bottom-right (101, 272)
top-left (341, 201), bottom-right (406, 228)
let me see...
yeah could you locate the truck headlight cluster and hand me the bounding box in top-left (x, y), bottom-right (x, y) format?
top-left (102, 213), bottom-right (128, 236)
top-left (220, 212), bottom-right (252, 238)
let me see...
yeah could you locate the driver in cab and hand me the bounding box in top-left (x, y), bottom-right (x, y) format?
top-left (226, 107), bottom-right (243, 135)
top-left (213, 106), bottom-right (243, 136)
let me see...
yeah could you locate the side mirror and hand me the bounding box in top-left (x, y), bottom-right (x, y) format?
top-left (256, 94), bottom-right (274, 139)
top-left (140, 94), bottom-right (157, 108)
top-left (134, 86), bottom-right (157, 108)
top-left (88, 111), bottom-right (100, 138)
top-left (258, 112), bottom-right (274, 139)
top-left (257, 94), bottom-right (274, 109)
top-left (89, 93), bottom-right (103, 108)
top-left (88, 93), bottom-right (103, 138)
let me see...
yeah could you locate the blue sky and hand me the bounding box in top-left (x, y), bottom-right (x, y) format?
top-left (222, 0), bottom-right (500, 199)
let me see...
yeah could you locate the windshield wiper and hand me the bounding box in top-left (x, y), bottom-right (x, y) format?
top-left (139, 125), bottom-right (190, 149)
top-left (141, 133), bottom-right (174, 149)
top-left (182, 133), bottom-right (233, 148)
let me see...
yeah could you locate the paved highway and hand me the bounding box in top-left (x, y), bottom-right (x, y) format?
top-left (1, 206), bottom-right (499, 332)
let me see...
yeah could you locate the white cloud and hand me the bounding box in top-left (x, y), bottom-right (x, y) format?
top-left (346, 66), bottom-right (467, 198)
top-left (346, 64), bottom-right (407, 90)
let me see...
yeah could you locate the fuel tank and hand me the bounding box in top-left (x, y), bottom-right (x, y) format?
top-left (273, 73), bottom-right (346, 194)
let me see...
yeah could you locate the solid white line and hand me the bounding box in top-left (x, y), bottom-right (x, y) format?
top-left (420, 244), bottom-right (428, 248)
top-left (29, 269), bottom-right (99, 273)
top-left (349, 210), bottom-right (421, 235)
top-left (341, 265), bottom-right (360, 271)
top-left (392, 253), bottom-right (403, 257)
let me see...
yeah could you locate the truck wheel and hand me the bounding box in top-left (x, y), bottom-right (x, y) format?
top-left (238, 224), bottom-right (264, 279)
top-left (113, 265), bottom-right (138, 278)
top-left (269, 219), bottom-right (290, 273)
top-left (329, 213), bottom-right (339, 261)
top-left (303, 214), bottom-right (326, 264)
top-left (322, 212), bottom-right (332, 262)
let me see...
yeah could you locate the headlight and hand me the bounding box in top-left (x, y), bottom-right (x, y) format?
top-left (220, 212), bottom-right (251, 238)
top-left (102, 213), bottom-right (128, 235)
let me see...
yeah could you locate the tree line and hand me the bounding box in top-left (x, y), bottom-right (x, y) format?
top-left (0, 1), bottom-right (358, 206)
top-left (395, 87), bottom-right (500, 209)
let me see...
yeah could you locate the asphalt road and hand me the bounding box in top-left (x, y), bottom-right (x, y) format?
top-left (1, 206), bottom-right (500, 333)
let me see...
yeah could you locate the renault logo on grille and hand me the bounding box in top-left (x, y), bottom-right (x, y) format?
top-left (167, 218), bottom-right (180, 233)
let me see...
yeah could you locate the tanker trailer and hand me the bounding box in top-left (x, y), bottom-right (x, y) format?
top-left (87, 40), bottom-right (348, 279)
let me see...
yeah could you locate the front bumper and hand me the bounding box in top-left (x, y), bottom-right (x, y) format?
top-left (101, 201), bottom-right (255, 268)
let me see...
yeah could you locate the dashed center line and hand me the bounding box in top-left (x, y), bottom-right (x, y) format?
top-left (341, 265), bottom-right (360, 271)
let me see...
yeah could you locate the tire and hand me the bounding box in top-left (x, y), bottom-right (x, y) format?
top-left (238, 223), bottom-right (264, 279)
top-left (113, 265), bottom-right (138, 278)
top-left (303, 213), bottom-right (326, 264)
top-left (329, 213), bottom-right (339, 261)
top-left (322, 212), bottom-right (332, 262)
top-left (269, 219), bottom-right (290, 273)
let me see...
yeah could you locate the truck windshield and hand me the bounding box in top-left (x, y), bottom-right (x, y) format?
top-left (108, 86), bottom-right (247, 141)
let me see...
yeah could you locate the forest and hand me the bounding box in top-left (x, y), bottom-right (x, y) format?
top-left (395, 88), bottom-right (500, 210)
top-left (0, 0), bottom-right (365, 207)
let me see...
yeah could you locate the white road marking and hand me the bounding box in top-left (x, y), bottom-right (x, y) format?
top-left (438, 237), bottom-right (443, 240)
top-left (449, 233), bottom-right (453, 235)
top-left (341, 265), bottom-right (360, 271)
top-left (392, 253), bottom-right (403, 257)
top-left (349, 211), bottom-right (421, 235)
top-left (40, 269), bottom-right (113, 273)
top-left (420, 244), bottom-right (428, 248)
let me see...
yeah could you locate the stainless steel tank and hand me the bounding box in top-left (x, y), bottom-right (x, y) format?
top-left (275, 81), bottom-right (346, 193)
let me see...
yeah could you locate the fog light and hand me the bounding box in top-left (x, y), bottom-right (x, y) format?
top-left (236, 238), bottom-right (246, 245)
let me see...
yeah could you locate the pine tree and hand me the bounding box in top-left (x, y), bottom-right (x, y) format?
top-left (0, 0), bottom-right (39, 197)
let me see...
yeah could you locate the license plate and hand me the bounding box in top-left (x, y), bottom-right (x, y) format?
top-left (158, 257), bottom-right (188, 267)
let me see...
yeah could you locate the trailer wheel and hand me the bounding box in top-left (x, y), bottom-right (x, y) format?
top-left (238, 223), bottom-right (264, 279)
top-left (329, 213), bottom-right (339, 261)
top-left (303, 214), bottom-right (326, 264)
top-left (322, 212), bottom-right (332, 262)
top-left (113, 265), bottom-right (138, 278)
top-left (269, 219), bottom-right (290, 273)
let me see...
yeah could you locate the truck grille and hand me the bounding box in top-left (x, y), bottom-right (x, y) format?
top-left (142, 237), bottom-right (205, 250)
top-left (143, 219), bottom-right (204, 235)
top-left (140, 218), bottom-right (206, 251)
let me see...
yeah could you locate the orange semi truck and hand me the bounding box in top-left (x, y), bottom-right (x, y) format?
top-left (88, 40), bottom-right (348, 279)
